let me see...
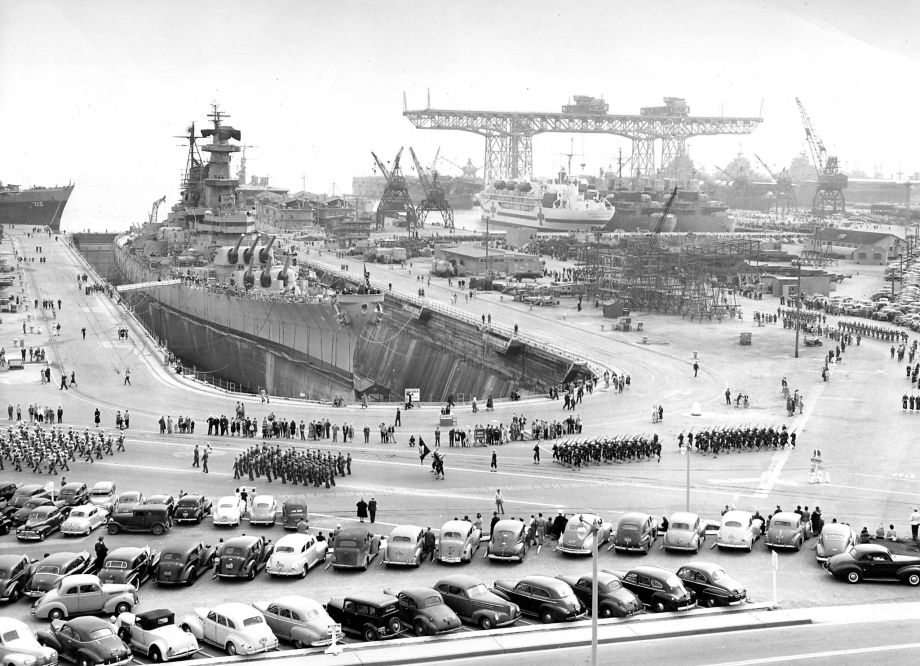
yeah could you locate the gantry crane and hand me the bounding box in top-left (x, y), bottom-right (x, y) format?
top-left (796, 97), bottom-right (847, 215)
top-left (409, 147), bottom-right (454, 229)
top-left (754, 154), bottom-right (797, 215)
top-left (372, 148), bottom-right (416, 231)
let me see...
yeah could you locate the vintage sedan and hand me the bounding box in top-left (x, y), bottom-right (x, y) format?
top-left (154, 542), bottom-right (217, 586)
top-left (663, 512), bottom-right (707, 553)
top-left (434, 574), bottom-right (521, 629)
top-left (605, 566), bottom-right (695, 613)
top-left (37, 617), bottom-right (132, 666)
top-left (611, 512), bottom-right (658, 554)
top-left (676, 561), bottom-right (747, 607)
top-left (492, 576), bottom-right (585, 624)
top-left (556, 572), bottom-right (643, 618)
top-left (112, 491), bottom-right (144, 515)
top-left (383, 525), bottom-right (425, 567)
top-left (439, 520), bottom-right (481, 564)
top-left (62, 504), bottom-right (108, 536)
top-left (2, 485), bottom-right (49, 518)
top-left (11, 498), bottom-right (61, 527)
top-left (282, 497), bottom-right (308, 530)
top-left (87, 481), bottom-right (117, 512)
top-left (265, 533), bottom-right (327, 577)
top-left (486, 519), bottom-right (526, 562)
top-left (826, 544), bottom-right (920, 585)
top-left (765, 511), bottom-right (811, 551)
top-left (24, 551), bottom-right (93, 598)
top-left (57, 482), bottom-right (89, 508)
top-left (211, 496), bottom-right (244, 528)
top-left (98, 546), bottom-right (160, 589)
top-left (0, 553), bottom-right (35, 603)
top-left (0, 617), bottom-right (58, 666)
top-left (815, 523), bottom-right (858, 563)
top-left (390, 587), bottom-right (462, 636)
top-left (143, 495), bottom-right (176, 519)
top-left (331, 527), bottom-right (381, 570)
top-left (0, 513), bottom-right (11, 536)
top-left (107, 505), bottom-right (171, 536)
top-left (180, 602), bottom-right (278, 656)
top-left (0, 482), bottom-right (17, 502)
top-left (174, 494), bottom-right (211, 524)
top-left (557, 513), bottom-right (613, 555)
top-left (16, 505), bottom-right (68, 541)
top-left (31, 574), bottom-right (137, 620)
top-left (116, 609), bottom-right (198, 663)
top-left (717, 510), bottom-right (763, 552)
top-left (214, 535), bottom-right (273, 580)
top-left (247, 495), bottom-right (278, 526)
top-left (324, 592), bottom-right (402, 642)
top-left (253, 595), bottom-right (342, 648)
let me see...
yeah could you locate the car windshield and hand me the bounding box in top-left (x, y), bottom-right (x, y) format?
top-left (27, 511), bottom-right (51, 524)
top-left (337, 540), bottom-right (357, 548)
top-left (120, 494), bottom-right (140, 502)
top-left (304, 608), bottom-right (319, 621)
top-left (242, 616), bottom-right (264, 627)
top-left (466, 584), bottom-right (489, 597)
top-left (223, 547), bottom-right (244, 557)
top-left (276, 546), bottom-right (296, 553)
top-left (444, 531), bottom-right (462, 540)
top-left (724, 520), bottom-right (742, 528)
top-left (620, 523), bottom-right (639, 531)
top-left (89, 628), bottom-right (115, 640)
top-left (671, 522), bottom-right (690, 530)
top-left (162, 553), bottom-right (183, 562)
top-left (392, 536), bottom-right (412, 543)
top-left (105, 560), bottom-right (128, 569)
top-left (36, 564), bottom-right (61, 574)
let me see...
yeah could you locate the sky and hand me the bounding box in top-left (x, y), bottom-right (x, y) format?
top-left (1, 0), bottom-right (919, 231)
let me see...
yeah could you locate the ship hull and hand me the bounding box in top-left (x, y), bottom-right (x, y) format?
top-left (672, 213), bottom-right (736, 233)
top-left (479, 196), bottom-right (614, 231)
top-left (606, 212), bottom-right (675, 233)
top-left (0, 185), bottom-right (74, 232)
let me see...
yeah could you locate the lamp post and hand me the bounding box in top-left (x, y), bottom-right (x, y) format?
top-left (580, 515), bottom-right (601, 666)
top-left (793, 259), bottom-right (802, 358)
top-left (688, 402), bottom-right (702, 511)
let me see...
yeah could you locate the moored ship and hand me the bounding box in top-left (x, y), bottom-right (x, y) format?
top-left (0, 182), bottom-right (74, 232)
top-left (604, 186), bottom-right (734, 234)
top-left (478, 176), bottom-right (615, 231)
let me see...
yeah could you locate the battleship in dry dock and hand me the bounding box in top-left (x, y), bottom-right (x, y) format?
top-left (0, 182), bottom-right (74, 231)
top-left (113, 106), bottom-right (384, 399)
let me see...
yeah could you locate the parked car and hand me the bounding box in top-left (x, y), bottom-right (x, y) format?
top-left (31, 574), bottom-right (138, 620)
top-left (247, 495), bottom-right (278, 526)
top-left (605, 566), bottom-right (695, 613)
top-left (143, 495), bottom-right (176, 519)
top-left (324, 592), bottom-right (402, 641)
top-left (676, 561), bottom-right (747, 607)
top-left (112, 491), bottom-right (144, 515)
top-left (0, 513), bottom-right (11, 536)
top-left (281, 497), bottom-right (308, 530)
top-left (0, 553), bottom-right (35, 603)
top-left (107, 505), bottom-right (171, 536)
top-left (492, 575), bottom-right (586, 623)
top-left (2, 485), bottom-right (49, 518)
top-left (61, 504), bottom-right (109, 536)
top-left (826, 544), bottom-right (920, 585)
top-left (37, 617), bottom-right (132, 666)
top-left (87, 481), bottom-right (117, 512)
top-left (174, 494), bottom-right (212, 524)
top-left (0, 617), bottom-right (58, 666)
top-left (154, 542), bottom-right (217, 586)
top-left (765, 511), bottom-right (811, 551)
top-left (434, 574), bottom-right (521, 629)
top-left (556, 572), bottom-right (643, 618)
top-left (57, 482), bottom-right (89, 508)
top-left (815, 523), bottom-right (858, 563)
top-left (383, 525), bottom-right (425, 567)
top-left (611, 513), bottom-right (658, 554)
top-left (180, 602), bottom-right (278, 656)
top-left (0, 483), bottom-right (17, 502)
top-left (265, 533), bottom-right (327, 577)
top-left (437, 519), bottom-right (481, 564)
top-left (16, 505), bottom-right (68, 541)
top-left (12, 498), bottom-right (62, 527)
top-left (390, 586), bottom-right (462, 636)
top-left (717, 510), bottom-right (763, 552)
top-left (116, 609), bottom-right (199, 663)
top-left (23, 551), bottom-right (93, 598)
top-left (485, 519), bottom-right (525, 562)
top-left (331, 527), bottom-right (380, 570)
top-left (211, 496), bottom-right (243, 527)
top-left (253, 595), bottom-right (342, 648)
top-left (663, 512), bottom-right (707, 553)
top-left (214, 535), bottom-right (273, 580)
top-left (557, 513), bottom-right (613, 555)
top-left (97, 546), bottom-right (160, 589)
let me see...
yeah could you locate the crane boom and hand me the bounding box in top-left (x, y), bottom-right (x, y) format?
top-left (654, 187), bottom-right (678, 234)
top-left (149, 195), bottom-right (167, 225)
top-left (371, 151), bottom-right (391, 181)
top-left (795, 97), bottom-right (827, 173)
top-left (754, 154), bottom-right (778, 183)
top-left (409, 147), bottom-right (431, 196)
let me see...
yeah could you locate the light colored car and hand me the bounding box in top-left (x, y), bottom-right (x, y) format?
top-left (212, 496), bottom-right (243, 527)
top-left (181, 602), bottom-right (279, 656)
top-left (113, 491), bottom-right (144, 515)
top-left (30, 574), bottom-right (138, 620)
top-left (557, 513), bottom-right (613, 555)
top-left (0, 617), bottom-right (58, 666)
top-left (438, 520), bottom-right (481, 564)
top-left (62, 504), bottom-right (109, 536)
top-left (815, 523), bottom-right (858, 563)
top-left (383, 525), bottom-right (425, 567)
top-left (116, 609), bottom-right (198, 662)
top-left (717, 510), bottom-right (763, 552)
top-left (265, 534), bottom-right (327, 577)
top-left (87, 481), bottom-right (117, 512)
top-left (247, 495), bottom-right (278, 526)
top-left (765, 511), bottom-right (811, 551)
top-left (253, 595), bottom-right (342, 648)
top-left (23, 551), bottom-right (92, 598)
top-left (663, 512), bottom-right (707, 553)
top-left (487, 520), bottom-right (527, 562)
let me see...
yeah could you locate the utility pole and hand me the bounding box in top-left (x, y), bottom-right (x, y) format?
top-left (794, 260), bottom-right (802, 358)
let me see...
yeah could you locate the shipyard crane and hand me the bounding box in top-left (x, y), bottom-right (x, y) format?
top-left (148, 196), bottom-right (167, 225)
top-left (438, 155), bottom-right (481, 179)
top-left (372, 148), bottom-right (417, 231)
top-left (429, 147), bottom-right (440, 174)
top-left (410, 147), bottom-right (454, 229)
top-left (754, 153), bottom-right (797, 215)
top-left (796, 97), bottom-right (847, 215)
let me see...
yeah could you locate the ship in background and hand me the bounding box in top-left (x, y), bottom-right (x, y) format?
top-left (0, 182), bottom-right (74, 231)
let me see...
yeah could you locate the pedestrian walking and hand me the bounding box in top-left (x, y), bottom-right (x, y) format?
top-left (533, 443), bottom-right (540, 464)
top-left (490, 450), bottom-right (498, 472)
top-left (192, 444), bottom-right (200, 468)
top-left (911, 508), bottom-right (920, 541)
top-left (123, 369), bottom-right (130, 386)
top-left (693, 362), bottom-right (699, 377)
top-left (394, 408), bottom-right (401, 427)
top-left (81, 327), bottom-right (86, 339)
top-left (201, 446), bottom-right (210, 473)
top-left (59, 374), bottom-right (68, 390)
top-left (356, 497), bottom-right (368, 522)
top-left (495, 488), bottom-right (504, 514)
top-left (368, 497), bottom-right (377, 523)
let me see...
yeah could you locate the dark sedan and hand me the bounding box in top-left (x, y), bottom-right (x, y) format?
top-left (98, 546), bottom-right (159, 588)
top-left (11, 498), bottom-right (62, 527)
top-left (826, 544), bottom-right (920, 585)
top-left (2, 485), bottom-right (49, 518)
top-left (23, 551), bottom-right (93, 598)
top-left (390, 586), bottom-right (462, 636)
top-left (435, 574), bottom-right (521, 629)
top-left (676, 561), bottom-right (747, 607)
top-left (37, 616), bottom-right (132, 666)
top-left (214, 535), bottom-right (273, 580)
top-left (0, 553), bottom-right (35, 603)
top-left (605, 566), bottom-right (695, 612)
top-left (57, 482), bottom-right (89, 508)
top-left (556, 572), bottom-right (643, 618)
top-left (16, 505), bottom-right (68, 541)
top-left (492, 575), bottom-right (586, 624)
top-left (174, 494), bottom-right (212, 524)
top-left (155, 542), bottom-right (217, 586)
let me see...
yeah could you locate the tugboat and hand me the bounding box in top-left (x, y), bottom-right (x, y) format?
top-left (113, 106), bottom-right (384, 399)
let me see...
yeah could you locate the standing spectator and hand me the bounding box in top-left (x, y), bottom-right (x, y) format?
top-left (192, 444), bottom-right (200, 468)
top-left (356, 497), bottom-right (368, 523)
top-left (94, 408), bottom-right (100, 427)
top-left (490, 511), bottom-right (500, 537)
top-left (94, 537), bottom-right (108, 570)
top-left (70, 371), bottom-right (77, 387)
top-left (124, 369), bottom-right (130, 386)
top-left (495, 489), bottom-right (504, 514)
top-left (423, 527), bottom-right (436, 561)
top-left (368, 497), bottom-right (377, 524)
top-left (910, 508), bottom-right (920, 541)
top-left (394, 408), bottom-right (401, 427)
top-left (201, 446), bottom-right (210, 474)
top-left (693, 362), bottom-right (699, 377)
top-left (490, 450), bottom-right (498, 472)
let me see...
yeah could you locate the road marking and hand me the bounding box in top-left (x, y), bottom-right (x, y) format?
top-left (709, 642), bottom-right (920, 665)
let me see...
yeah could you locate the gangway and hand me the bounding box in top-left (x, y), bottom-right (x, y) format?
top-left (116, 279), bottom-right (182, 293)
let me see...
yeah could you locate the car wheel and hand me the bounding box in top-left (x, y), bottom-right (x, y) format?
top-left (149, 647), bottom-right (163, 663)
top-left (247, 567), bottom-right (255, 580)
top-left (387, 617), bottom-right (402, 635)
top-left (49, 608), bottom-right (65, 621)
top-left (413, 620), bottom-right (428, 636)
top-left (292, 637), bottom-right (307, 649)
top-left (653, 601), bottom-right (666, 613)
top-left (300, 566), bottom-right (308, 579)
top-left (362, 557), bottom-right (369, 572)
top-left (846, 570), bottom-right (861, 584)
top-left (115, 602), bottom-right (131, 614)
top-left (599, 605), bottom-right (614, 619)
top-left (78, 656), bottom-right (94, 666)
top-left (107, 524), bottom-right (120, 535)
top-left (908, 573), bottom-right (920, 587)
top-left (479, 616), bottom-right (494, 630)
top-left (363, 627), bottom-right (379, 641)
top-left (540, 610), bottom-right (554, 624)
top-left (152, 524), bottom-right (165, 536)
top-left (39, 531), bottom-right (46, 541)
top-left (225, 642), bottom-right (237, 656)
top-left (705, 597), bottom-right (716, 608)
top-left (187, 570), bottom-right (197, 586)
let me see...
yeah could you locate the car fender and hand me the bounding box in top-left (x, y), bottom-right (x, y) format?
top-left (37, 603), bottom-right (67, 620)
top-left (146, 635), bottom-right (173, 657)
top-left (103, 593), bottom-right (134, 612)
top-left (537, 604), bottom-right (558, 620)
top-left (896, 565), bottom-right (920, 580)
top-left (3, 651), bottom-right (48, 666)
top-left (290, 624), bottom-right (322, 646)
top-left (35, 630), bottom-right (63, 653)
top-left (180, 615), bottom-right (205, 640)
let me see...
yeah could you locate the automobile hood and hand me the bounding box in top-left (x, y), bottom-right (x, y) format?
top-left (2, 636), bottom-right (56, 661)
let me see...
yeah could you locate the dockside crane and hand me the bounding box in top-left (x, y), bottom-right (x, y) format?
top-left (796, 97), bottom-right (847, 215)
top-left (410, 146), bottom-right (454, 229)
top-left (148, 195), bottom-right (167, 225)
top-left (754, 154), bottom-right (797, 215)
top-left (372, 148), bottom-right (417, 231)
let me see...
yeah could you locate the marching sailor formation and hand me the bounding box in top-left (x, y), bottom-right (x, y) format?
top-left (1, 423), bottom-right (126, 474)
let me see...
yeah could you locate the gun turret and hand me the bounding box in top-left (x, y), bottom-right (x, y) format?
top-left (227, 234), bottom-right (246, 265)
top-left (242, 235), bottom-right (260, 265)
top-left (243, 249), bottom-right (256, 289)
top-left (276, 255), bottom-right (292, 287)
top-left (259, 236), bottom-right (277, 264)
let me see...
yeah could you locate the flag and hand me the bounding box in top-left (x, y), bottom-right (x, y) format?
top-left (419, 437), bottom-right (431, 463)
top-left (363, 263), bottom-right (371, 291)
